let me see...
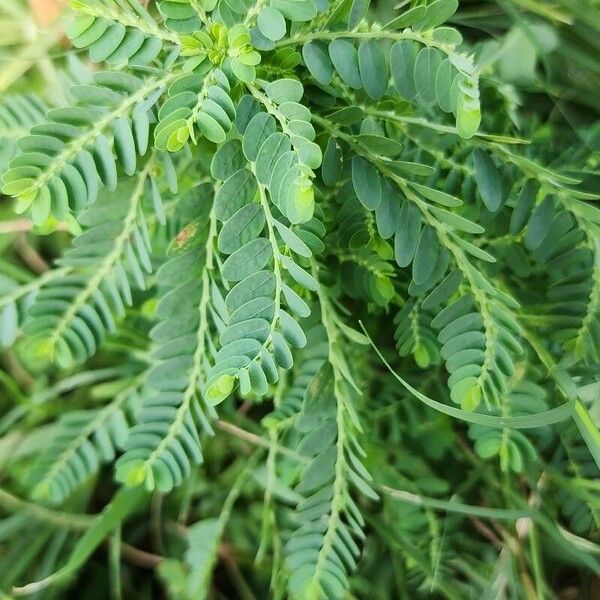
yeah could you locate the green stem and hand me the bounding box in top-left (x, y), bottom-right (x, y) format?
top-left (188, 70), bottom-right (218, 140)
top-left (362, 108), bottom-right (528, 144)
top-left (142, 205), bottom-right (217, 474)
top-left (276, 29), bottom-right (473, 69)
top-left (0, 267), bottom-right (71, 308)
top-left (193, 451), bottom-right (264, 599)
top-left (528, 521), bottom-right (545, 599)
top-left (49, 160), bottom-right (154, 349)
top-left (0, 487), bottom-right (94, 530)
top-left (190, 0), bottom-right (212, 28)
top-left (520, 327), bottom-right (599, 462)
top-left (29, 74), bottom-right (175, 197)
top-left (247, 83), bottom-right (295, 140)
top-left (243, 0), bottom-right (270, 26)
top-left (216, 419), bottom-right (307, 463)
top-left (306, 260), bottom-right (352, 600)
top-left (239, 152), bottom-right (285, 366)
top-left (256, 371), bottom-right (285, 565)
top-left (379, 484), bottom-right (534, 520)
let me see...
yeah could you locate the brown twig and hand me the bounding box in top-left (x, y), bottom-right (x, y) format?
top-left (469, 516), bottom-right (503, 548)
top-left (14, 233), bottom-right (49, 273)
top-left (118, 542), bottom-right (163, 569)
top-left (215, 419), bottom-right (307, 463)
top-left (1, 350), bottom-right (34, 389)
top-left (1, 220), bottom-right (40, 234)
top-left (236, 400), bottom-right (252, 416)
top-left (0, 219), bottom-right (69, 234)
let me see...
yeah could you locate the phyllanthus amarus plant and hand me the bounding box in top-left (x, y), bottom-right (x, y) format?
top-left (0, 0), bottom-right (599, 598)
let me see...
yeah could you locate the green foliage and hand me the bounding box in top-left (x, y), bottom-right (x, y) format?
top-left (0, 0), bottom-right (599, 599)
top-left (30, 393), bottom-right (130, 504)
top-left (21, 168), bottom-right (158, 367)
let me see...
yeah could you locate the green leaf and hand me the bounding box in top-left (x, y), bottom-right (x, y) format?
top-left (93, 134), bottom-right (118, 190)
top-left (510, 180), bottom-right (538, 234)
top-left (452, 235), bottom-right (495, 263)
top-left (390, 40), bottom-right (418, 100)
top-left (218, 204), bottom-right (266, 254)
top-left (278, 166), bottom-right (315, 223)
top-left (322, 137), bottom-right (342, 186)
top-left (295, 447), bottom-right (336, 493)
top-left (211, 139), bottom-right (246, 181)
top-left (273, 220), bottom-right (312, 257)
top-left (456, 80), bottom-right (481, 139)
top-left (498, 26), bottom-right (541, 85)
top-left (429, 206), bottom-right (484, 234)
top-left (231, 59), bottom-right (256, 84)
top-left (89, 24), bottom-right (126, 63)
top-left (182, 517), bottom-right (224, 598)
top-left (395, 200), bottom-right (421, 267)
top-left (363, 325), bottom-right (576, 429)
top-left (375, 182), bottom-right (401, 239)
top-left (214, 169), bottom-right (257, 222)
top-left (265, 79), bottom-right (304, 104)
top-left (432, 27), bottom-right (462, 47)
top-left (282, 283), bottom-right (311, 318)
top-left (358, 40), bottom-right (388, 100)
top-left (412, 225), bottom-right (439, 285)
top-left (357, 134), bottom-right (402, 157)
top-left (414, 47), bottom-right (443, 104)
top-left (416, 0), bottom-right (458, 31)
top-left (328, 39), bottom-right (362, 90)
top-left (271, 0), bottom-right (317, 22)
top-left (226, 271), bottom-right (277, 312)
top-left (281, 255), bottom-right (318, 291)
top-left (280, 309), bottom-right (307, 347)
top-left (243, 112), bottom-right (277, 162)
top-left (204, 374), bottom-right (235, 405)
top-left (326, 106), bottom-right (364, 124)
top-left (257, 7), bottom-right (287, 41)
top-left (473, 149), bottom-right (503, 212)
top-left (391, 161), bottom-right (435, 177)
top-left (302, 41), bottom-right (335, 85)
top-left (435, 58), bottom-right (455, 113)
top-left (255, 133), bottom-right (291, 185)
top-left (349, 0), bottom-right (370, 29)
top-left (410, 182), bottom-right (462, 207)
top-left (352, 156), bottom-right (382, 210)
top-left (524, 197), bottom-right (553, 250)
top-left (293, 137), bottom-right (322, 169)
top-left (573, 400), bottom-right (600, 472)
top-left (197, 112), bottom-right (226, 144)
top-left (272, 331), bottom-right (293, 368)
top-left (112, 117), bottom-right (136, 176)
top-left (221, 238), bottom-right (273, 282)
top-left (384, 6), bottom-right (426, 29)
top-left (236, 95), bottom-right (262, 134)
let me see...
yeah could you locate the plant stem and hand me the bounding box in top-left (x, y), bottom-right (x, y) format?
top-left (0, 487), bottom-right (94, 529)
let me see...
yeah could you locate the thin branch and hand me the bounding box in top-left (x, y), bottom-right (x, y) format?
top-left (14, 233), bottom-right (49, 273)
top-left (216, 420), bottom-right (308, 463)
top-left (378, 484), bottom-right (534, 521)
top-left (0, 219), bottom-right (65, 234)
top-left (0, 487), bottom-right (94, 530)
top-left (118, 542), bottom-right (163, 569)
